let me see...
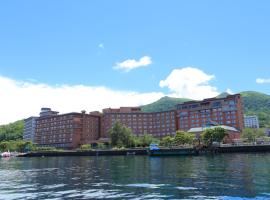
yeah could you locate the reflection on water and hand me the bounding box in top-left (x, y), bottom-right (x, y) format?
top-left (0, 154), bottom-right (270, 199)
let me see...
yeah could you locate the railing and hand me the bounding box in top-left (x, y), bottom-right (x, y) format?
top-left (220, 142), bottom-right (270, 147)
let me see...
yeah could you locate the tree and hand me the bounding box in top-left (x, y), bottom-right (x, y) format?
top-left (109, 121), bottom-right (135, 148)
top-left (110, 121), bottom-right (123, 147)
top-left (0, 140), bottom-right (36, 152)
top-left (137, 133), bottom-right (157, 147)
top-left (212, 127), bottom-right (228, 142)
top-left (160, 136), bottom-right (174, 147)
top-left (174, 131), bottom-right (194, 145)
top-left (121, 126), bottom-right (135, 148)
top-left (80, 144), bottom-right (92, 150)
top-left (202, 127), bottom-right (228, 146)
top-left (96, 142), bottom-right (106, 149)
top-left (0, 141), bottom-right (9, 151)
top-left (241, 128), bottom-right (265, 142)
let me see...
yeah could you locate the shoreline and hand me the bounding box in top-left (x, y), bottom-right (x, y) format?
top-left (16, 144), bottom-right (270, 157)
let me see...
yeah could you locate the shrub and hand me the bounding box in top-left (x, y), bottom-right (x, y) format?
top-left (80, 144), bottom-right (92, 150)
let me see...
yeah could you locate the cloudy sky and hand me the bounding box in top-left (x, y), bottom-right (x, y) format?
top-left (0, 0), bottom-right (270, 124)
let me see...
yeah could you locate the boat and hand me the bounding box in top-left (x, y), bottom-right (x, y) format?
top-left (148, 144), bottom-right (198, 156)
top-left (1, 151), bottom-right (11, 157)
top-left (149, 143), bottom-right (160, 150)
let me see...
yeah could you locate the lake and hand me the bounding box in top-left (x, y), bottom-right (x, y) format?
top-left (0, 153), bottom-right (270, 199)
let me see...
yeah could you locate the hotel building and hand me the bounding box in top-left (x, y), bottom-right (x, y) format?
top-left (35, 108), bottom-right (101, 149)
top-left (102, 107), bottom-right (177, 138)
top-left (244, 115), bottom-right (260, 129)
top-left (23, 116), bottom-right (38, 142)
top-left (176, 94), bottom-right (244, 132)
top-left (24, 94), bottom-right (244, 148)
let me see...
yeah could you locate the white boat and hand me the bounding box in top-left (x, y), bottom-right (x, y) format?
top-left (1, 151), bottom-right (11, 157)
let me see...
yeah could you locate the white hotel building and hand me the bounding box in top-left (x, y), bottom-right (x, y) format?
top-left (244, 115), bottom-right (260, 129)
top-left (23, 116), bottom-right (38, 142)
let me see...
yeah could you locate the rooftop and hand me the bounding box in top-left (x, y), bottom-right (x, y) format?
top-left (176, 93), bottom-right (240, 106)
top-left (188, 125), bottom-right (239, 133)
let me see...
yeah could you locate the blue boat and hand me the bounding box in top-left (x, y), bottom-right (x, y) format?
top-left (148, 144), bottom-right (198, 156)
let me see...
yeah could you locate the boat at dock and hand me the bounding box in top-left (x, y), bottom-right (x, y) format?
top-left (1, 151), bottom-right (11, 157)
top-left (0, 151), bottom-right (24, 158)
top-left (148, 147), bottom-right (198, 156)
top-left (149, 148), bottom-right (198, 156)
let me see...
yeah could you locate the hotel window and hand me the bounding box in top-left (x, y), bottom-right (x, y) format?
top-left (229, 100), bottom-right (235, 105)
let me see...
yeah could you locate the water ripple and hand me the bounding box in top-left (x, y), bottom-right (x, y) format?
top-left (1, 154), bottom-right (270, 199)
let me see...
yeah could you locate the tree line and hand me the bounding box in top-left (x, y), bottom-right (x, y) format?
top-left (109, 121), bottom-right (229, 149)
top-left (108, 122), bottom-right (270, 148)
top-left (1, 120), bottom-right (268, 152)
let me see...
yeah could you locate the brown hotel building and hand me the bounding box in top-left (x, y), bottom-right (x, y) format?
top-left (35, 108), bottom-right (101, 149)
top-left (102, 107), bottom-right (177, 138)
top-left (30, 94), bottom-right (244, 149)
top-left (176, 94), bottom-right (244, 132)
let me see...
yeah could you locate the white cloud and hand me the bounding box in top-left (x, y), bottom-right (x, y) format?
top-left (0, 67), bottom-right (228, 124)
top-left (226, 88), bottom-right (233, 94)
top-left (256, 78), bottom-right (270, 84)
top-left (159, 67), bottom-right (219, 100)
top-left (114, 56), bottom-right (152, 72)
top-left (98, 43), bottom-right (104, 49)
top-left (0, 76), bottom-right (163, 125)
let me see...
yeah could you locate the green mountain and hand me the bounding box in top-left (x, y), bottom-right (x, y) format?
top-left (141, 96), bottom-right (192, 112)
top-left (142, 91), bottom-right (270, 128)
top-left (240, 91), bottom-right (270, 128)
top-left (0, 120), bottom-right (24, 142)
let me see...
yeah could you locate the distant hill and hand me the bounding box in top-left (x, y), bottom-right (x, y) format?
top-left (0, 120), bottom-right (24, 141)
top-left (142, 91), bottom-right (270, 128)
top-left (216, 92), bottom-right (231, 98)
top-left (141, 96), bottom-right (192, 112)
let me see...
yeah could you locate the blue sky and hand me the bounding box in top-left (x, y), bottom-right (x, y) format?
top-left (0, 0), bottom-right (270, 124)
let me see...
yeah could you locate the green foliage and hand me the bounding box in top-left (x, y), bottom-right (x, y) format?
top-left (202, 129), bottom-right (214, 146)
top-left (136, 133), bottom-right (157, 147)
top-left (160, 136), bottom-right (174, 147)
top-left (80, 144), bottom-right (92, 150)
top-left (0, 120), bottom-right (24, 142)
top-left (159, 131), bottom-right (194, 147)
top-left (34, 146), bottom-right (60, 152)
top-left (240, 91), bottom-right (270, 128)
top-left (141, 96), bottom-right (191, 112)
top-left (174, 131), bottom-right (194, 145)
top-left (108, 123), bottom-right (160, 148)
top-left (0, 140), bottom-right (36, 152)
top-left (241, 128), bottom-right (265, 142)
top-left (109, 121), bottom-right (136, 148)
top-left (201, 127), bottom-right (228, 146)
top-left (96, 142), bottom-right (106, 149)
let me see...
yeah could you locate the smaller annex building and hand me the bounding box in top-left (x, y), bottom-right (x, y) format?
top-left (188, 125), bottom-right (241, 143)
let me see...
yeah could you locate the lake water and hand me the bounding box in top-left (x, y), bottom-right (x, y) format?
top-left (0, 153), bottom-right (270, 200)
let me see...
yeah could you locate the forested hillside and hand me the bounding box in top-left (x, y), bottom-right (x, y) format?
top-left (240, 91), bottom-right (270, 127)
top-left (141, 96), bottom-right (191, 112)
top-left (0, 120), bottom-right (24, 141)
